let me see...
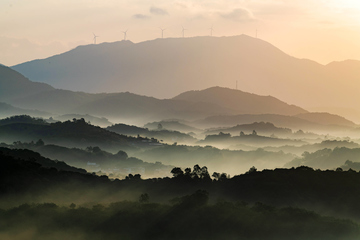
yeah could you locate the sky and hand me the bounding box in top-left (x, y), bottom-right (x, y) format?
top-left (1, 0), bottom-right (360, 66)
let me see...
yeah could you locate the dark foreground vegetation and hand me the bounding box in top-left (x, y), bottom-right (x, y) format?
top-left (2, 146), bottom-right (360, 239)
top-left (1, 196), bottom-right (358, 240)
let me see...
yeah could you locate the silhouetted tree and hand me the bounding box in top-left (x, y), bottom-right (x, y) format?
top-left (184, 168), bottom-right (191, 176)
top-left (212, 172), bottom-right (220, 181)
top-left (171, 167), bottom-right (184, 178)
top-left (200, 166), bottom-right (210, 180)
top-left (139, 193), bottom-right (149, 203)
top-left (157, 123), bottom-right (163, 130)
top-left (246, 166), bottom-right (257, 174)
top-left (35, 139), bottom-right (44, 146)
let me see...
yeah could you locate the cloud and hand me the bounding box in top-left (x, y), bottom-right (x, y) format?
top-left (133, 14), bottom-right (150, 19)
top-left (150, 6), bottom-right (168, 15)
top-left (220, 8), bottom-right (255, 22)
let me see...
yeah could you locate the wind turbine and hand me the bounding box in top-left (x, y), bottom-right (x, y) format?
top-left (122, 29), bottom-right (128, 40)
top-left (182, 26), bottom-right (187, 38)
top-left (209, 25), bottom-right (214, 36)
top-left (93, 33), bottom-right (99, 44)
top-left (159, 27), bottom-right (166, 38)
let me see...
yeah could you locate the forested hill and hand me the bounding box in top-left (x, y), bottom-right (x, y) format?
top-left (2, 151), bottom-right (360, 221)
top-left (0, 118), bottom-right (156, 151)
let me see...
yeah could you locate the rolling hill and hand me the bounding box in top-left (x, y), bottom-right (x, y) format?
top-left (173, 87), bottom-right (307, 116)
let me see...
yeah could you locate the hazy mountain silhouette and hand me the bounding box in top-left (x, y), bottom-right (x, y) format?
top-left (6, 86), bottom-right (307, 124)
top-left (294, 112), bottom-right (356, 127)
top-left (0, 102), bottom-right (49, 118)
top-left (0, 65), bottom-right (53, 102)
top-left (11, 35), bottom-right (360, 122)
top-left (173, 87), bottom-right (307, 116)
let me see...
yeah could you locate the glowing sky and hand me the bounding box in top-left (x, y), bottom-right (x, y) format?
top-left (1, 0), bottom-right (360, 66)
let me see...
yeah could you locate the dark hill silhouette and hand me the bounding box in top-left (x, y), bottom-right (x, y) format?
top-left (11, 35), bottom-right (360, 122)
top-left (6, 142), bottom-right (172, 179)
top-left (195, 114), bottom-right (355, 132)
top-left (173, 87), bottom-right (307, 116)
top-left (0, 115), bottom-right (48, 126)
top-left (205, 122), bottom-right (292, 136)
top-left (0, 147), bottom-right (86, 174)
top-left (144, 120), bottom-right (200, 133)
top-left (55, 114), bottom-right (113, 127)
top-left (106, 123), bottom-right (196, 144)
top-left (0, 65), bottom-right (53, 102)
top-left (0, 118), bottom-right (149, 152)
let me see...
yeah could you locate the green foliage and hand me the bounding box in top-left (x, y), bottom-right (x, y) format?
top-left (0, 199), bottom-right (358, 240)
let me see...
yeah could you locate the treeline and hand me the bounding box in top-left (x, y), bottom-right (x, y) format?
top-left (5, 141), bottom-right (172, 179)
top-left (0, 194), bottom-right (358, 240)
top-left (3, 147), bottom-right (360, 220)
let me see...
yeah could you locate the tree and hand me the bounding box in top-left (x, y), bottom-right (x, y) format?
top-left (139, 193), bottom-right (149, 203)
top-left (240, 131), bottom-right (245, 136)
top-left (171, 167), bottom-right (184, 178)
top-left (200, 166), bottom-right (210, 180)
top-left (246, 166), bottom-right (257, 174)
top-left (252, 130), bottom-right (257, 136)
top-left (157, 123), bottom-right (163, 130)
top-left (192, 164), bottom-right (201, 179)
top-left (212, 172), bottom-right (220, 181)
top-left (35, 139), bottom-right (44, 146)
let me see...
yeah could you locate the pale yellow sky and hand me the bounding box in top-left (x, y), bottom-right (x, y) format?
top-left (1, 0), bottom-right (360, 66)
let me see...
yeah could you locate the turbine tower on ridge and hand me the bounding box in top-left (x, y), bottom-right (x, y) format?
top-left (93, 33), bottom-right (99, 44)
top-left (182, 26), bottom-right (187, 38)
top-left (209, 25), bottom-right (214, 36)
top-left (122, 29), bottom-right (128, 40)
top-left (159, 27), bottom-right (166, 38)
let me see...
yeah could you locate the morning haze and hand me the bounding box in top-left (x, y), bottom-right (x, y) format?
top-left (12, 35), bottom-right (360, 122)
top-left (2, 1), bottom-right (360, 240)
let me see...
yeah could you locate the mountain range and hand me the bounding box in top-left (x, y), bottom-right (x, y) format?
top-left (11, 35), bottom-right (360, 122)
top-left (1, 55), bottom-right (358, 131)
top-left (0, 63), bottom-right (308, 124)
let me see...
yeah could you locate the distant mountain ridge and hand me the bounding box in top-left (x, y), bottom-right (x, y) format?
top-left (173, 87), bottom-right (307, 116)
top-left (11, 35), bottom-right (360, 122)
top-left (0, 65), bottom-right (53, 102)
top-left (0, 65), bottom-right (357, 130)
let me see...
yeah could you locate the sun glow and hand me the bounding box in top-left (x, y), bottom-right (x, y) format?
top-left (332, 0), bottom-right (360, 9)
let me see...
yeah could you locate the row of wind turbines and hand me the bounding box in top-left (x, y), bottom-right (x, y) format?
top-left (92, 26), bottom-right (216, 44)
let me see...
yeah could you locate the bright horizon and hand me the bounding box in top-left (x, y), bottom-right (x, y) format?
top-left (1, 0), bottom-right (360, 66)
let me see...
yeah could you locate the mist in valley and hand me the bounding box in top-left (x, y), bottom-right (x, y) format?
top-left (2, 3), bottom-right (360, 237)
